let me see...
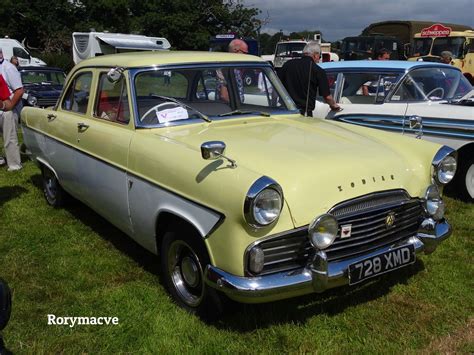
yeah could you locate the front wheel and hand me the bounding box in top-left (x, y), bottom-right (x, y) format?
top-left (42, 166), bottom-right (65, 207)
top-left (160, 228), bottom-right (227, 318)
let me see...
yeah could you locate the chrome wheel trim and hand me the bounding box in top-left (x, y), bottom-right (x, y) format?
top-left (465, 163), bottom-right (474, 199)
top-left (168, 240), bottom-right (204, 307)
top-left (44, 170), bottom-right (58, 202)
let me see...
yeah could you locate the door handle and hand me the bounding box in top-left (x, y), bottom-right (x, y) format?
top-left (77, 122), bottom-right (89, 130)
top-left (47, 113), bottom-right (56, 121)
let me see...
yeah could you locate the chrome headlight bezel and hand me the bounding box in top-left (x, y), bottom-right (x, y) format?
top-left (431, 146), bottom-right (457, 185)
top-left (244, 176), bottom-right (283, 228)
top-left (308, 214), bottom-right (339, 250)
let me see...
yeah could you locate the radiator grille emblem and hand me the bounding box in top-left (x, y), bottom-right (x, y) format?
top-left (385, 212), bottom-right (396, 228)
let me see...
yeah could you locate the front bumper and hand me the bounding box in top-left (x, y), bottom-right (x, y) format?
top-left (205, 218), bottom-right (451, 303)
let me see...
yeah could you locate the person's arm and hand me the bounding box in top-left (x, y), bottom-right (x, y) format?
top-left (316, 67), bottom-right (340, 111)
top-left (7, 88), bottom-right (24, 110)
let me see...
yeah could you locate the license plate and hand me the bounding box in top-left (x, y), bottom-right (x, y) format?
top-left (348, 245), bottom-right (415, 285)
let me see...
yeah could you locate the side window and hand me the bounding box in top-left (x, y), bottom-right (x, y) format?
top-left (340, 73), bottom-right (379, 104)
top-left (241, 69), bottom-right (278, 107)
top-left (61, 72), bottom-right (92, 114)
top-left (13, 47), bottom-right (30, 59)
top-left (95, 73), bottom-right (130, 124)
top-left (317, 73), bottom-right (337, 101)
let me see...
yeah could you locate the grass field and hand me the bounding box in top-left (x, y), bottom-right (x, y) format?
top-left (0, 159), bottom-right (473, 353)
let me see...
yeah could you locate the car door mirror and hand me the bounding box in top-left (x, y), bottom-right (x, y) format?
top-left (201, 141), bottom-right (226, 160)
top-left (107, 67), bottom-right (124, 83)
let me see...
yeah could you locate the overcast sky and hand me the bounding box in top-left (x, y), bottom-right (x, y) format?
top-left (242, 0), bottom-right (474, 41)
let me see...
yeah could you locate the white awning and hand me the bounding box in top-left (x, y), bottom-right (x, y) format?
top-left (96, 35), bottom-right (171, 51)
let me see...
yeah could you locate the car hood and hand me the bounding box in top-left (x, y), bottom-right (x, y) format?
top-left (24, 84), bottom-right (63, 96)
top-left (158, 116), bottom-right (437, 227)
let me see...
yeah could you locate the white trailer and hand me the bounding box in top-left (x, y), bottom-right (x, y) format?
top-left (72, 32), bottom-right (171, 64)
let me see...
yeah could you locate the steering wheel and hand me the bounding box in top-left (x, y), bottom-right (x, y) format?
top-left (426, 87), bottom-right (444, 99)
top-left (141, 101), bottom-right (181, 123)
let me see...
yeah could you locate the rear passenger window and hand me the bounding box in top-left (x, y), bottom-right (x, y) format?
top-left (61, 72), bottom-right (92, 114)
top-left (95, 73), bottom-right (130, 124)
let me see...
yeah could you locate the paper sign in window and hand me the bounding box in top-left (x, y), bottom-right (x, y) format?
top-left (156, 107), bottom-right (189, 123)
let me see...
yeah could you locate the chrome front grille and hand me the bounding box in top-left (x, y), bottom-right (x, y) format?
top-left (254, 190), bottom-right (424, 275)
top-left (37, 98), bottom-right (59, 107)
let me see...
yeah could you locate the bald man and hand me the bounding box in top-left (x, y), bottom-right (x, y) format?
top-left (217, 39), bottom-right (249, 102)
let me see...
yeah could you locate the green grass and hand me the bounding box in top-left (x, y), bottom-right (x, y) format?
top-left (0, 160), bottom-right (473, 353)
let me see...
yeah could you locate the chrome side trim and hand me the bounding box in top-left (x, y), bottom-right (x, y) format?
top-left (335, 114), bottom-right (474, 140)
top-left (205, 219), bottom-right (451, 304)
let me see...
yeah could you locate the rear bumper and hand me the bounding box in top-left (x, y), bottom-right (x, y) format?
top-left (205, 218), bottom-right (451, 303)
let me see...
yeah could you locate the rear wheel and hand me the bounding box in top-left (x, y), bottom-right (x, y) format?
top-left (161, 227), bottom-right (227, 318)
top-left (42, 166), bottom-right (65, 207)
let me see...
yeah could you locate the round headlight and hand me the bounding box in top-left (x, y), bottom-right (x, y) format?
top-left (436, 155), bottom-right (457, 185)
top-left (244, 176), bottom-right (283, 228)
top-left (308, 214), bottom-right (338, 250)
top-left (424, 185), bottom-right (445, 221)
top-left (27, 94), bottom-right (38, 106)
top-left (252, 188), bottom-right (282, 226)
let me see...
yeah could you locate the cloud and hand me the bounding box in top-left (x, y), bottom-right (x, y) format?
top-left (244, 0), bottom-right (474, 41)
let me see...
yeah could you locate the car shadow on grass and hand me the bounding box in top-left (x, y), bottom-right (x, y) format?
top-left (30, 174), bottom-right (160, 277)
top-left (211, 260), bottom-right (425, 331)
top-left (0, 186), bottom-right (28, 208)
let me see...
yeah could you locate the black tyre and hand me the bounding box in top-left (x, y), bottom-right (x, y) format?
top-left (42, 166), bottom-right (65, 207)
top-left (161, 227), bottom-right (226, 318)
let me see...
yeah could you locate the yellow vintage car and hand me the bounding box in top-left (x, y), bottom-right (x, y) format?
top-left (22, 51), bottom-right (456, 316)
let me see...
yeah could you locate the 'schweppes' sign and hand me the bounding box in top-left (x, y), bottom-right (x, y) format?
top-left (421, 24), bottom-right (452, 37)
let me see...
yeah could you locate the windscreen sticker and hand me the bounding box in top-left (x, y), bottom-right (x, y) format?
top-left (156, 107), bottom-right (189, 123)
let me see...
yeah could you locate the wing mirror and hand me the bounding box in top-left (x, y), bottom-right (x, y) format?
top-left (107, 67), bottom-right (124, 83)
top-left (201, 141), bottom-right (237, 168)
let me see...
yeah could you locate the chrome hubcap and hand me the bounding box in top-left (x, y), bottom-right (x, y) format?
top-left (168, 240), bottom-right (204, 307)
top-left (466, 164), bottom-right (474, 198)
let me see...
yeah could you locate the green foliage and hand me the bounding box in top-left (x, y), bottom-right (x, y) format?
top-left (0, 0), bottom-right (262, 54)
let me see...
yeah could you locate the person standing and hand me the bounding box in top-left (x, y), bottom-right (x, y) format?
top-left (440, 51), bottom-right (453, 64)
top-left (0, 48), bottom-right (24, 171)
top-left (278, 41), bottom-right (340, 116)
top-left (217, 39), bottom-right (249, 103)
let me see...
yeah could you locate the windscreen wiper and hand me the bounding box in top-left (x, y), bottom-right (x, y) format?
top-left (218, 110), bottom-right (270, 117)
top-left (150, 94), bottom-right (212, 122)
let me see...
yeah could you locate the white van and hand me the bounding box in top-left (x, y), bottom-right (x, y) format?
top-left (72, 32), bottom-right (171, 64)
top-left (0, 37), bottom-right (46, 66)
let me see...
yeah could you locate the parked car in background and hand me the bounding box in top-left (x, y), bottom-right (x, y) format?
top-left (315, 61), bottom-right (474, 201)
top-left (22, 52), bottom-right (454, 316)
top-left (0, 37), bottom-right (46, 66)
top-left (19, 66), bottom-right (66, 107)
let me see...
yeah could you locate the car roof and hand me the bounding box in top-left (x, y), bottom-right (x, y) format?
top-left (319, 60), bottom-right (458, 71)
top-left (19, 66), bottom-right (65, 72)
top-left (75, 51), bottom-right (265, 69)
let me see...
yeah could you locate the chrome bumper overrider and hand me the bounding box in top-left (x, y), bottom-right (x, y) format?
top-left (205, 219), bottom-right (451, 303)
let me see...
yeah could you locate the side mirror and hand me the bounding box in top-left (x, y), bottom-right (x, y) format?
top-left (107, 67), bottom-right (124, 83)
top-left (201, 141), bottom-right (237, 168)
top-left (201, 141), bottom-right (226, 160)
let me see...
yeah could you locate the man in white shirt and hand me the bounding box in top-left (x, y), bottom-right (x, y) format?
top-left (0, 48), bottom-right (24, 171)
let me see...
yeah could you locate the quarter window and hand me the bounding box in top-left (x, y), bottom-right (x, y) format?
top-left (95, 73), bottom-right (130, 124)
top-left (61, 72), bottom-right (92, 114)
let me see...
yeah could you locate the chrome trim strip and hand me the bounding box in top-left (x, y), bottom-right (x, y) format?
top-left (335, 114), bottom-right (474, 140)
top-left (206, 219), bottom-right (451, 303)
top-left (22, 125), bottom-right (225, 233)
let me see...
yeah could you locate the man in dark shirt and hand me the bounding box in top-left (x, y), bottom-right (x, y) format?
top-left (278, 41), bottom-right (340, 116)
